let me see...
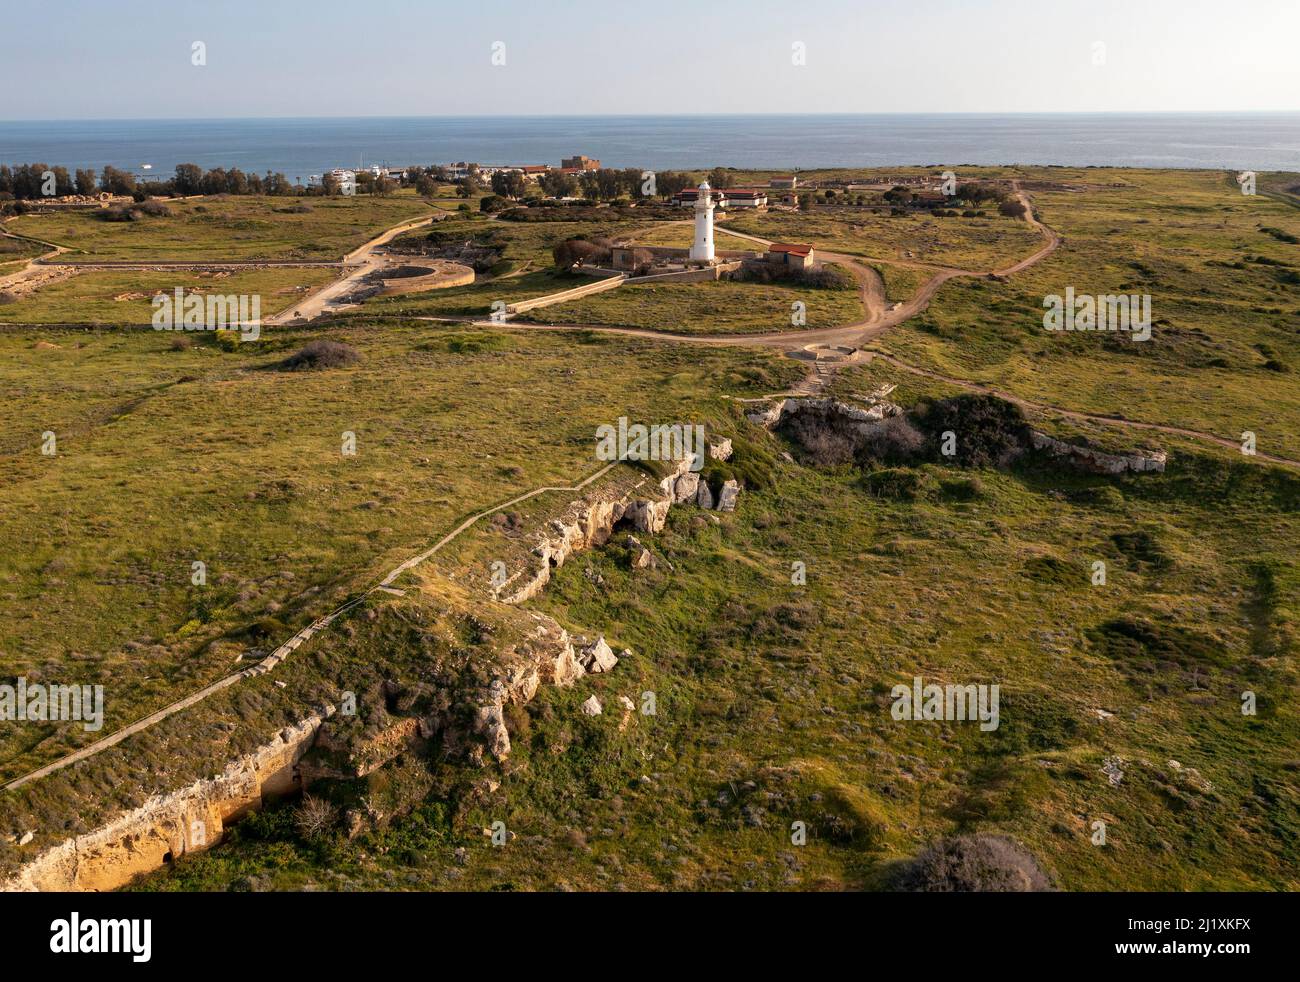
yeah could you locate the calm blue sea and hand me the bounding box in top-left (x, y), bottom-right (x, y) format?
top-left (1, 114), bottom-right (1297, 180)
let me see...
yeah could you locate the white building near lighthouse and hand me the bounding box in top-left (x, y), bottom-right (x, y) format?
top-left (689, 181), bottom-right (715, 262)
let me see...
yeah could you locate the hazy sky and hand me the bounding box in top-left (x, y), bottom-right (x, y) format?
top-left (3, 0), bottom-right (1297, 119)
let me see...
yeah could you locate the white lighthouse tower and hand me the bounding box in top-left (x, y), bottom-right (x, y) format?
top-left (689, 180), bottom-right (716, 262)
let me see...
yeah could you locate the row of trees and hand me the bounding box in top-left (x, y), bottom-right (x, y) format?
top-left (0, 163), bottom-right (139, 199)
top-left (0, 161), bottom-right (302, 200)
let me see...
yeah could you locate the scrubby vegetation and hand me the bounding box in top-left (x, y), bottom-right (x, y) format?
top-left (277, 339), bottom-right (362, 371)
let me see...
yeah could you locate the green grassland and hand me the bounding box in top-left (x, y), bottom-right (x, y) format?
top-left (870, 263), bottom-right (934, 304)
top-left (2, 166), bottom-right (1298, 893)
top-left (126, 397), bottom-right (1300, 892)
top-left (0, 267), bottom-right (341, 323)
top-left (0, 322), bottom-right (801, 790)
top-left (875, 168), bottom-right (1300, 458)
top-left (4, 194), bottom-right (433, 261)
top-left (719, 208), bottom-right (1044, 270)
top-left (517, 278), bottom-right (864, 335)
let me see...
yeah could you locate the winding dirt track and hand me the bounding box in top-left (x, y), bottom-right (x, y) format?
top-left (431, 190), bottom-right (1300, 470)
top-left (439, 185), bottom-right (1060, 351)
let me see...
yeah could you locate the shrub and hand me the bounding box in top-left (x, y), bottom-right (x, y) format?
top-left (0, 291), bottom-right (17, 305)
top-left (893, 834), bottom-right (1053, 892)
top-left (277, 339), bottom-right (361, 370)
top-left (294, 795), bottom-right (339, 840)
top-left (916, 394), bottom-right (1032, 469)
top-left (862, 466), bottom-right (937, 501)
top-left (169, 335), bottom-right (191, 351)
top-left (215, 330), bottom-right (241, 352)
top-left (855, 415), bottom-right (926, 465)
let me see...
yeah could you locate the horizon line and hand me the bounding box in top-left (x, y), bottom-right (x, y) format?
top-left (4, 109), bottom-right (1300, 125)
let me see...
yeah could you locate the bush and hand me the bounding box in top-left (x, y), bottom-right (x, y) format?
top-left (916, 394), bottom-right (1032, 469)
top-left (862, 467), bottom-right (937, 501)
top-left (0, 291), bottom-right (17, 305)
top-left (855, 415), bottom-right (926, 465)
top-left (294, 795), bottom-right (339, 840)
top-left (277, 339), bottom-right (361, 370)
top-left (894, 834), bottom-right (1053, 892)
top-left (215, 330), bottom-right (241, 352)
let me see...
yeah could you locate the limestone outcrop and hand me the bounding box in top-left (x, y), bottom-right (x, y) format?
top-left (1030, 431), bottom-right (1166, 474)
top-left (500, 452), bottom-right (742, 606)
top-left (2, 711), bottom-right (332, 892)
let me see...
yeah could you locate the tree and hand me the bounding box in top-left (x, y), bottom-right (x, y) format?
top-left (553, 238), bottom-right (605, 270)
top-left (655, 171), bottom-right (692, 200)
top-left (539, 171), bottom-right (576, 199)
top-left (415, 172), bottom-right (438, 197)
top-left (100, 165), bottom-right (136, 196)
top-left (579, 170), bottom-right (600, 201)
top-left (225, 168), bottom-right (249, 195)
top-left (371, 176), bottom-right (396, 196)
top-left (75, 168), bottom-right (97, 196)
top-left (174, 163), bottom-right (203, 195)
top-left (264, 171), bottom-right (291, 195)
top-left (455, 177), bottom-right (476, 198)
top-left (798, 193), bottom-right (813, 212)
top-left (322, 172), bottom-right (341, 196)
top-left (491, 170), bottom-right (526, 199)
top-left (707, 167), bottom-right (731, 189)
top-left (594, 168), bottom-right (622, 201)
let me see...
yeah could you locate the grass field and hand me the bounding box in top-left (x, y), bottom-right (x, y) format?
top-left (125, 395), bottom-right (1300, 892)
top-left (4, 194), bottom-right (434, 261)
top-left (0, 267), bottom-right (341, 323)
top-left (518, 277), bottom-right (865, 334)
top-left (875, 168), bottom-right (1300, 458)
top-left (720, 208), bottom-right (1045, 270)
top-left (3, 166), bottom-right (1299, 894)
top-left (0, 322), bottom-right (801, 798)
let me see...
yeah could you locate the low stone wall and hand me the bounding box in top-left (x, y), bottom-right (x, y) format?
top-left (506, 273), bottom-right (626, 314)
top-left (631, 261), bottom-right (743, 285)
top-left (1031, 431), bottom-right (1167, 474)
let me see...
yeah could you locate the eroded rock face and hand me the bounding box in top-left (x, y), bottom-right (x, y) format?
top-left (1030, 432), bottom-right (1166, 474)
top-left (749, 396), bottom-right (901, 434)
top-left (696, 480), bottom-right (715, 510)
top-left (2, 710), bottom-right (333, 892)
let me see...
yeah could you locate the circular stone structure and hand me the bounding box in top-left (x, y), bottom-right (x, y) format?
top-left (372, 259), bottom-right (475, 297)
top-left (787, 343), bottom-right (861, 363)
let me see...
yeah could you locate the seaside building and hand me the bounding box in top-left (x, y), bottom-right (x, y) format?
top-left (769, 175), bottom-right (798, 189)
top-left (672, 187), bottom-right (767, 210)
top-left (767, 242), bottom-right (814, 270)
top-left (561, 155), bottom-right (601, 171)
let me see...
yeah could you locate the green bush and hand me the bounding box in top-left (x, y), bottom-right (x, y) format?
top-left (862, 467), bottom-right (937, 501)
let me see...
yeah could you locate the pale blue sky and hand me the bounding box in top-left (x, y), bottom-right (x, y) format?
top-left (3, 0), bottom-right (1297, 119)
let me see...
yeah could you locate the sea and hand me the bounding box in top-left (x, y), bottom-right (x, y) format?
top-left (1, 113), bottom-right (1296, 181)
